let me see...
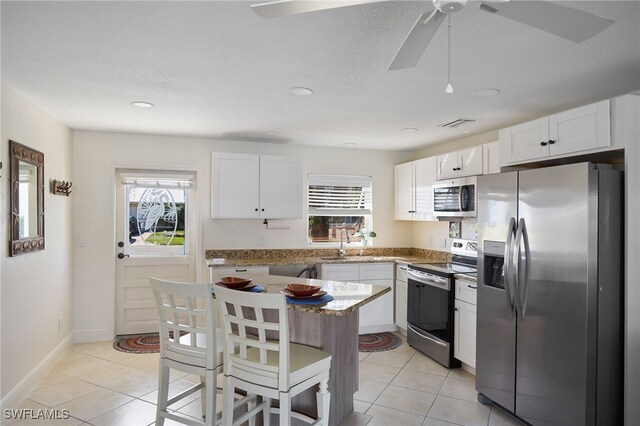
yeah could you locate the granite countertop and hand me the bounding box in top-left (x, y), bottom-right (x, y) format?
top-left (217, 273), bottom-right (391, 317)
top-left (454, 273), bottom-right (477, 283)
top-left (205, 248), bottom-right (450, 268)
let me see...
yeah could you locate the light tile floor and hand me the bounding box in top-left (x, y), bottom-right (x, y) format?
top-left (8, 334), bottom-right (523, 426)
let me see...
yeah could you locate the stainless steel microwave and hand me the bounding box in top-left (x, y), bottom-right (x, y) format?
top-left (433, 176), bottom-right (477, 217)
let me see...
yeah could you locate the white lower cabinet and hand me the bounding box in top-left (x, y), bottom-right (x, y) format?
top-left (454, 279), bottom-right (477, 368)
top-left (318, 262), bottom-right (396, 334)
top-left (209, 265), bottom-right (269, 284)
top-left (395, 264), bottom-right (408, 331)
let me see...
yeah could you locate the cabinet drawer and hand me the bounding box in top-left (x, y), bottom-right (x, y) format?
top-left (318, 264), bottom-right (359, 281)
top-left (455, 279), bottom-right (477, 305)
top-left (210, 266), bottom-right (268, 284)
top-left (359, 263), bottom-right (394, 281)
top-left (396, 264), bottom-right (408, 282)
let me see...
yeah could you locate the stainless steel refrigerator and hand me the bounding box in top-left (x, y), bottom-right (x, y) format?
top-left (476, 162), bottom-right (623, 426)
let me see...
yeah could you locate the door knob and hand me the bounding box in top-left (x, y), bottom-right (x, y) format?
top-left (117, 253), bottom-right (130, 259)
top-left (117, 241), bottom-right (124, 248)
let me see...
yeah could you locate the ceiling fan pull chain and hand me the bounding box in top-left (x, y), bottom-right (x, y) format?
top-left (445, 14), bottom-right (454, 94)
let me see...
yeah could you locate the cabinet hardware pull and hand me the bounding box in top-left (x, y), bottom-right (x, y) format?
top-left (261, 208), bottom-right (264, 211)
top-left (235, 269), bottom-right (247, 272)
top-left (548, 140), bottom-right (556, 145)
top-left (468, 285), bottom-right (477, 289)
top-left (255, 208), bottom-right (258, 211)
top-left (540, 141), bottom-right (548, 146)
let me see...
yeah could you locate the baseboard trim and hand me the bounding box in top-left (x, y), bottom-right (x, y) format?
top-left (73, 328), bottom-right (113, 344)
top-left (0, 333), bottom-right (73, 410)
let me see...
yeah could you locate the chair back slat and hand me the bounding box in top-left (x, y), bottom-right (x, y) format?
top-left (213, 285), bottom-right (291, 391)
top-left (150, 277), bottom-right (218, 370)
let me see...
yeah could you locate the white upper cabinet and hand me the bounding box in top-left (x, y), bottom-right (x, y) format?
top-left (500, 100), bottom-right (611, 166)
top-left (394, 161), bottom-right (415, 221)
top-left (436, 146), bottom-right (483, 180)
top-left (394, 156), bottom-right (437, 221)
top-left (482, 141), bottom-right (500, 175)
top-left (211, 153), bottom-right (302, 219)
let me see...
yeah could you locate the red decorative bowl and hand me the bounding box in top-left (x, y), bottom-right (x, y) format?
top-left (286, 284), bottom-right (321, 297)
top-left (219, 277), bottom-right (253, 289)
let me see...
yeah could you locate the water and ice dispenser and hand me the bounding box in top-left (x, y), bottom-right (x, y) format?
top-left (483, 241), bottom-right (505, 289)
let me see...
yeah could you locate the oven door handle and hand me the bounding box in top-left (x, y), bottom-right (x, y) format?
top-left (407, 324), bottom-right (447, 347)
top-left (407, 269), bottom-right (449, 290)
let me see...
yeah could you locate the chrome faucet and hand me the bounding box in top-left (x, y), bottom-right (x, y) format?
top-left (339, 229), bottom-right (350, 257)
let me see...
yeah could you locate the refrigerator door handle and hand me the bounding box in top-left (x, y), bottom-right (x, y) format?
top-left (520, 218), bottom-right (531, 318)
top-left (514, 218), bottom-right (528, 319)
top-left (504, 217), bottom-right (517, 316)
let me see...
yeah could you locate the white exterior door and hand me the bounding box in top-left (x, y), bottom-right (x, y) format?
top-left (115, 170), bottom-right (197, 335)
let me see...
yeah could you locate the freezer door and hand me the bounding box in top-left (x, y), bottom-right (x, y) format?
top-left (476, 172), bottom-right (518, 412)
top-left (516, 163), bottom-right (597, 425)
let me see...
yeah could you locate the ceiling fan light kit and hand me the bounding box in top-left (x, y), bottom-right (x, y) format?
top-left (433, 0), bottom-right (467, 14)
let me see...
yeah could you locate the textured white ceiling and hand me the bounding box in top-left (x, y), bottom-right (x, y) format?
top-left (2, 1), bottom-right (639, 151)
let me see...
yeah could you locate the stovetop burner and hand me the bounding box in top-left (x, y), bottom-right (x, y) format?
top-left (410, 238), bottom-right (478, 276)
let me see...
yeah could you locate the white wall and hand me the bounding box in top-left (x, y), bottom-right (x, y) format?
top-left (72, 131), bottom-right (413, 342)
top-left (0, 82), bottom-right (73, 402)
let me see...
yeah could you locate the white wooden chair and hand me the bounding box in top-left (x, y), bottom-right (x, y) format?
top-left (214, 285), bottom-right (332, 426)
top-left (150, 278), bottom-right (252, 426)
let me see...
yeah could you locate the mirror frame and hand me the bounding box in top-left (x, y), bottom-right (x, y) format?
top-left (9, 140), bottom-right (45, 256)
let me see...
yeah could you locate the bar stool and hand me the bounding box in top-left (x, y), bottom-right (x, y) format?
top-left (150, 278), bottom-right (252, 426)
top-left (214, 285), bottom-right (332, 426)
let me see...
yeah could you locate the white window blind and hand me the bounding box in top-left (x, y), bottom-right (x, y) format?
top-left (308, 174), bottom-right (372, 216)
top-left (119, 170), bottom-right (195, 189)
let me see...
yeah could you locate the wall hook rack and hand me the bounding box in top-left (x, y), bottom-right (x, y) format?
top-left (51, 179), bottom-right (72, 196)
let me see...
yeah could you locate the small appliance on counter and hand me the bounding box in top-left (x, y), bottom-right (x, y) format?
top-left (406, 239), bottom-right (477, 367)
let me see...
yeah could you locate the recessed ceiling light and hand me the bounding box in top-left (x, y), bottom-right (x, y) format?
top-left (343, 142), bottom-right (358, 147)
top-left (470, 88), bottom-right (500, 98)
top-left (131, 101), bottom-right (155, 108)
top-left (288, 87), bottom-right (313, 96)
top-left (401, 128), bottom-right (419, 133)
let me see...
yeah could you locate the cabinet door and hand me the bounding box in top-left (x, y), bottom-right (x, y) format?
top-left (413, 156), bottom-right (437, 220)
top-left (483, 141), bottom-right (500, 175)
top-left (458, 146), bottom-right (483, 177)
top-left (358, 278), bottom-right (395, 334)
top-left (394, 162), bottom-right (415, 220)
top-left (259, 155), bottom-right (302, 219)
top-left (395, 279), bottom-right (408, 330)
top-left (499, 117), bottom-right (550, 164)
top-left (436, 152), bottom-right (459, 180)
top-left (549, 100), bottom-right (610, 157)
top-left (211, 153), bottom-right (260, 218)
top-left (454, 299), bottom-right (477, 367)
top-left (359, 263), bottom-right (394, 281)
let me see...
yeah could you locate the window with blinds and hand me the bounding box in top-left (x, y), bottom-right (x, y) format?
top-left (307, 174), bottom-right (373, 245)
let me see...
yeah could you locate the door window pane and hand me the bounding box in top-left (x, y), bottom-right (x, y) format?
top-left (126, 186), bottom-right (188, 256)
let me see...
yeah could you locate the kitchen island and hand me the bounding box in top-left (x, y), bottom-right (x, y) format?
top-left (215, 273), bottom-right (390, 425)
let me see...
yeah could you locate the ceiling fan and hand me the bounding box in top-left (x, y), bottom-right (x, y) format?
top-left (250, 0), bottom-right (614, 71)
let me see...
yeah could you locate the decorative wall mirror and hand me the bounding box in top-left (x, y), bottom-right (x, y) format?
top-left (9, 140), bottom-right (44, 256)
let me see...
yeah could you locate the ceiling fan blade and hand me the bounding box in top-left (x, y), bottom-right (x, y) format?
top-left (251, 0), bottom-right (385, 19)
top-left (388, 9), bottom-right (446, 71)
top-left (478, 1), bottom-right (614, 43)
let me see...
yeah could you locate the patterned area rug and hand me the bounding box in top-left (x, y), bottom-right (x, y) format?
top-left (113, 333), bottom-right (161, 354)
top-left (358, 332), bottom-right (403, 352)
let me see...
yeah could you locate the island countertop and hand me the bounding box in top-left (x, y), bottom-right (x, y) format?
top-left (217, 273), bottom-right (391, 316)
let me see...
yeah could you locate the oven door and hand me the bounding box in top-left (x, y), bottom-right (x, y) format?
top-left (407, 268), bottom-right (456, 367)
top-left (407, 269), bottom-right (451, 341)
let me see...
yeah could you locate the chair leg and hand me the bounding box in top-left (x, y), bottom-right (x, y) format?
top-left (222, 375), bottom-right (235, 426)
top-left (248, 395), bottom-right (257, 426)
top-left (316, 379), bottom-right (330, 426)
top-left (156, 359), bottom-right (170, 426)
top-left (200, 375), bottom-right (207, 420)
top-left (279, 392), bottom-right (291, 426)
top-left (204, 370), bottom-right (216, 426)
top-left (263, 397), bottom-right (271, 426)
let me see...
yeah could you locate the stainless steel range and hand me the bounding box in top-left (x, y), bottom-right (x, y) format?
top-left (407, 239), bottom-right (477, 367)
